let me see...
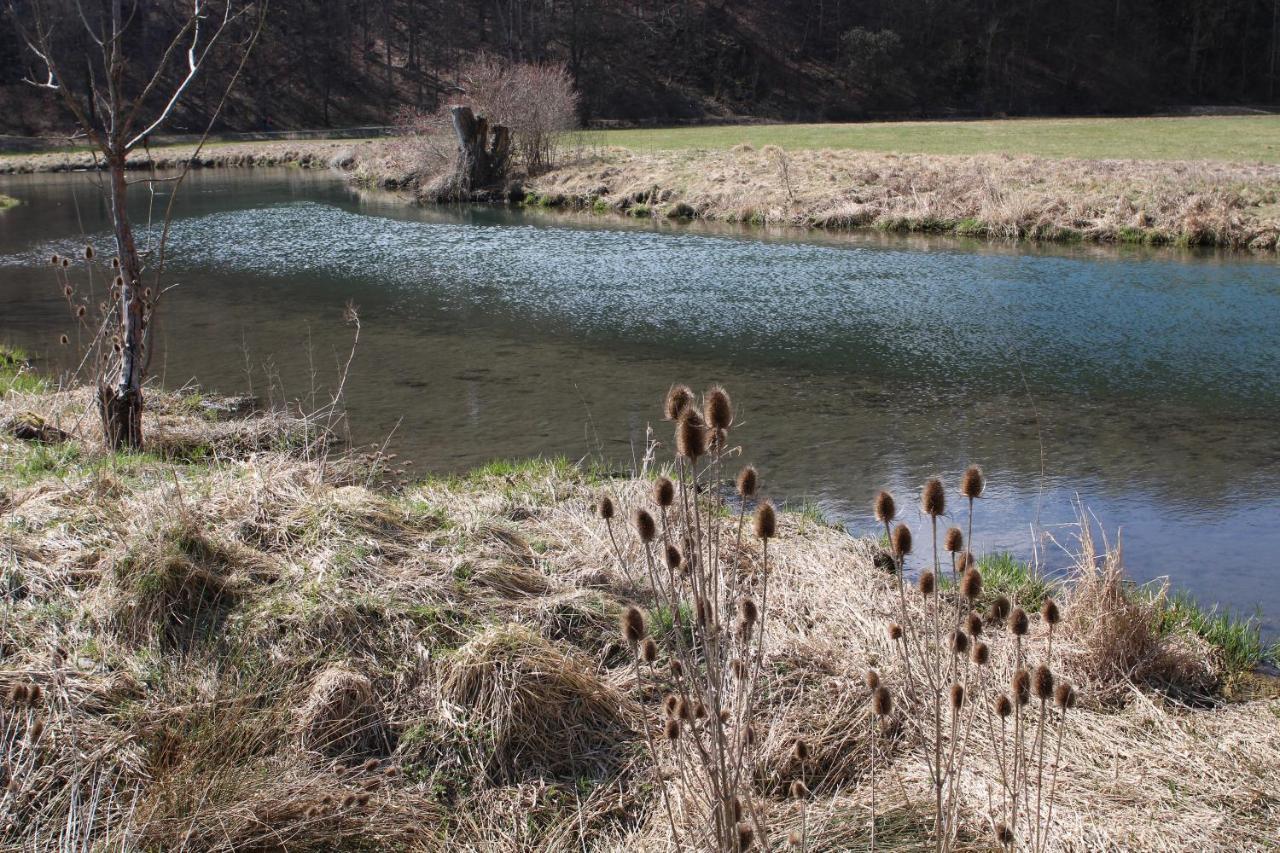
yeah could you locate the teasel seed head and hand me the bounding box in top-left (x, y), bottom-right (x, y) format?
top-left (995, 822), bottom-right (1014, 845)
top-left (960, 567), bottom-right (983, 600)
top-left (664, 694), bottom-right (679, 717)
top-left (1012, 668), bottom-right (1031, 706)
top-left (63, 284), bottom-right (73, 298)
top-left (887, 622), bottom-right (903, 641)
top-left (676, 411), bottom-right (707, 459)
top-left (732, 795), bottom-right (743, 822)
top-left (111, 256), bottom-right (119, 269)
top-left (961, 465), bottom-right (985, 499)
top-left (891, 523), bottom-right (912, 557)
top-left (1034, 664), bottom-right (1054, 701)
top-left (792, 739), bottom-right (809, 761)
top-left (873, 685), bottom-right (893, 716)
top-left (597, 495), bottom-right (615, 521)
top-left (362, 777), bottom-right (380, 791)
top-left (28, 719), bottom-right (43, 743)
top-left (341, 792), bottom-right (356, 808)
top-left (704, 385), bottom-right (733, 429)
top-left (28, 684), bottom-right (40, 705)
top-left (753, 501), bottom-right (776, 540)
top-left (736, 465), bottom-right (758, 498)
top-left (362, 758), bottom-right (379, 773)
top-left (76, 305), bottom-right (85, 317)
top-left (620, 606), bottom-right (645, 646)
top-left (694, 701), bottom-right (707, 720)
top-left (633, 508), bottom-right (657, 543)
top-left (950, 683), bottom-right (965, 710)
top-left (789, 779), bottom-right (809, 799)
top-left (642, 638), bottom-right (658, 663)
top-left (945, 526), bottom-right (964, 553)
top-left (921, 477), bottom-right (945, 517)
top-left (356, 792), bottom-right (370, 806)
top-left (736, 822), bottom-right (754, 851)
top-left (653, 476), bottom-right (675, 507)
top-left (1041, 598), bottom-right (1061, 626)
top-left (994, 693), bottom-right (1013, 719)
top-left (957, 550), bottom-right (977, 572)
top-left (664, 719), bottom-right (681, 740)
top-left (1055, 682), bottom-right (1077, 709)
top-left (989, 594), bottom-right (1011, 623)
top-left (874, 490), bottom-right (896, 523)
top-left (664, 544), bottom-right (682, 570)
top-left (1009, 607), bottom-right (1029, 636)
top-left (61, 258), bottom-right (69, 267)
top-left (50, 253), bottom-right (59, 265)
top-left (670, 659), bottom-right (684, 678)
top-left (731, 658), bottom-right (747, 680)
top-left (971, 641), bottom-right (990, 665)
top-left (865, 669), bottom-right (880, 690)
top-left (384, 766), bottom-right (398, 778)
top-left (918, 570), bottom-right (936, 597)
top-left (966, 610), bottom-right (983, 637)
top-left (84, 245), bottom-right (94, 260)
top-left (664, 384), bottom-right (694, 420)
top-left (677, 697), bottom-right (692, 722)
top-left (743, 724), bottom-right (756, 746)
top-left (59, 334), bottom-right (69, 346)
top-left (720, 709), bottom-right (731, 723)
top-left (789, 830), bottom-right (803, 847)
top-left (10, 683), bottom-right (29, 705)
top-left (738, 597), bottom-right (758, 628)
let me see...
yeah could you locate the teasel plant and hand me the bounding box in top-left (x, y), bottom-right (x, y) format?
top-left (598, 384), bottom-right (779, 851)
top-left (877, 468), bottom-right (1078, 852)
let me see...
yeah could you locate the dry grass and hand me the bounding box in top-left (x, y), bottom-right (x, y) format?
top-left (528, 146), bottom-right (1280, 251)
top-left (1, 379), bottom-right (1277, 849)
top-left (0, 139), bottom-right (375, 175)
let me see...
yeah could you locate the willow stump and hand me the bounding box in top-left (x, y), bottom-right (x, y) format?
top-left (449, 105), bottom-right (511, 192)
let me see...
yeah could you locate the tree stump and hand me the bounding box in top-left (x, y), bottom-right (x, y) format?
top-left (449, 105), bottom-right (511, 192)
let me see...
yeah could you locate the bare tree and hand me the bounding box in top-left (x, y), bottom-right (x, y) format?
top-left (8, 0), bottom-right (264, 449)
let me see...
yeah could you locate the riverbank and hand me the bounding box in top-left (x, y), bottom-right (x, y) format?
top-left (1, 350), bottom-right (1276, 850)
top-left (0, 138), bottom-right (375, 175)
top-left (523, 146), bottom-right (1280, 250)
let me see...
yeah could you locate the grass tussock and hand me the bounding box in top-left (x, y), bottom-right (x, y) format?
top-left (1, 370), bottom-right (1277, 849)
top-left (525, 147), bottom-right (1280, 250)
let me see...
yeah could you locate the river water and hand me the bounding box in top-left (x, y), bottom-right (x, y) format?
top-left (1, 168), bottom-right (1277, 637)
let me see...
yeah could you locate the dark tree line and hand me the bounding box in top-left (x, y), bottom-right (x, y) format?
top-left (4, 0), bottom-right (1279, 134)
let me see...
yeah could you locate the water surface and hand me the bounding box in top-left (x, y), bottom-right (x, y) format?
top-left (1, 169), bottom-right (1277, 637)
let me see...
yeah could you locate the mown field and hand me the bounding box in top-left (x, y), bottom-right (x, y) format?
top-left (581, 115), bottom-right (1280, 163)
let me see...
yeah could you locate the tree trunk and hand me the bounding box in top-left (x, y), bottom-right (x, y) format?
top-left (449, 105), bottom-right (511, 193)
top-left (101, 148), bottom-right (145, 450)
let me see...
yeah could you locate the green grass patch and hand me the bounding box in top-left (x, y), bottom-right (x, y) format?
top-left (582, 115), bottom-right (1280, 163)
top-left (974, 552), bottom-right (1053, 611)
top-left (0, 194), bottom-right (19, 212)
top-left (0, 346), bottom-right (48, 395)
top-left (1157, 591), bottom-right (1277, 673)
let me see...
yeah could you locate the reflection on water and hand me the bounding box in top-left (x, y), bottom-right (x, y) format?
top-left (1, 169), bottom-right (1278, 637)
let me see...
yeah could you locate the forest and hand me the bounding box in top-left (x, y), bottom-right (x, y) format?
top-left (3, 0), bottom-right (1279, 136)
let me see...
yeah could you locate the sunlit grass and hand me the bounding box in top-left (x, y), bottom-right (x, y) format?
top-left (580, 115), bottom-right (1280, 163)
top-left (1157, 591), bottom-right (1277, 673)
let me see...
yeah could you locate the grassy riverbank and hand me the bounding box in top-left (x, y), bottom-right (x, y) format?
top-left (0, 138), bottom-right (376, 175)
top-left (0, 193), bottom-right (18, 211)
top-left (582, 115), bottom-right (1280, 163)
top-left (1, 349), bottom-right (1276, 850)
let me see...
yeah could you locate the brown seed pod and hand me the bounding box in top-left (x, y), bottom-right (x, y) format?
top-left (989, 594), bottom-right (1011, 623)
top-left (1034, 664), bottom-right (1054, 701)
top-left (50, 254), bottom-right (60, 265)
top-left (653, 476), bottom-right (675, 507)
top-left (891, 523), bottom-right (912, 557)
top-left (693, 702), bottom-right (707, 720)
top-left (994, 694), bottom-right (1013, 719)
top-left (1054, 682), bottom-right (1077, 709)
top-left (736, 822), bottom-right (754, 851)
top-left (597, 495), bottom-right (615, 521)
top-left (356, 792), bottom-right (370, 807)
top-left (874, 490), bottom-right (896, 523)
top-left (965, 610), bottom-right (983, 637)
top-left (793, 739), bottom-right (809, 761)
top-left (865, 669), bottom-right (880, 690)
top-left (59, 334), bottom-right (69, 345)
top-left (950, 630), bottom-right (969, 655)
top-left (736, 465), bottom-right (758, 498)
top-left (887, 622), bottom-right (904, 641)
top-left (9, 683), bottom-right (28, 705)
top-left (84, 245), bottom-right (94, 260)
top-left (918, 571), bottom-right (936, 597)
top-left (664, 694), bottom-right (679, 717)
top-left (28, 719), bottom-right (43, 743)
top-left (1012, 668), bottom-right (1031, 706)
top-left (677, 698), bottom-right (692, 721)
top-left (753, 501), bottom-right (776, 540)
top-left (873, 685), bottom-right (893, 716)
top-left (719, 709), bottom-right (731, 723)
top-left (664, 544), bottom-right (682, 570)
top-left (961, 465), bottom-right (985, 499)
top-left (704, 385), bottom-right (733, 429)
top-left (970, 641), bottom-right (990, 666)
top-left (642, 638), bottom-right (658, 663)
top-left (732, 796), bottom-right (743, 822)
top-left (995, 822), bottom-right (1014, 845)
top-left (1009, 607), bottom-right (1029, 636)
top-left (950, 683), bottom-right (965, 710)
top-left (664, 384), bottom-right (694, 420)
top-left (633, 508), bottom-right (657, 543)
top-left (620, 606), bottom-right (645, 646)
top-left (111, 257), bottom-right (119, 269)
top-left (738, 597), bottom-right (758, 628)
top-left (664, 719), bottom-right (681, 740)
top-left (789, 831), bottom-right (803, 847)
top-left (1042, 598), bottom-right (1061, 626)
top-left (742, 725), bottom-right (756, 746)
top-left (921, 477), bottom-right (945, 517)
top-left (362, 758), bottom-right (379, 773)
top-left (670, 659), bottom-right (684, 678)
top-left (944, 526), bottom-right (963, 553)
top-left (730, 658), bottom-right (747, 680)
top-left (789, 779), bottom-right (809, 799)
top-left (956, 550), bottom-right (977, 572)
top-left (960, 567), bottom-right (983, 600)
top-left (676, 411), bottom-right (707, 459)
top-left (384, 766), bottom-right (397, 778)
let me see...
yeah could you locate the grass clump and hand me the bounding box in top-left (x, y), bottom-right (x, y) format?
top-left (0, 193), bottom-right (18, 212)
top-left (1157, 591), bottom-right (1277, 674)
